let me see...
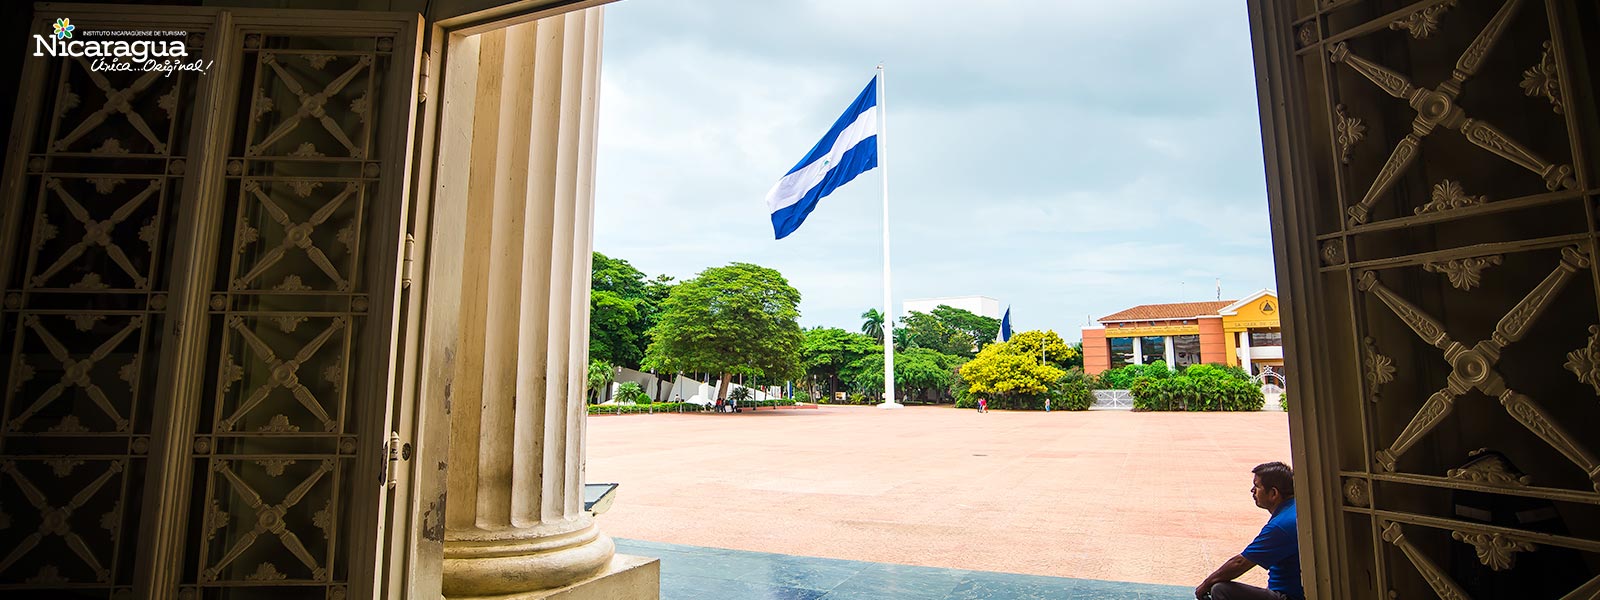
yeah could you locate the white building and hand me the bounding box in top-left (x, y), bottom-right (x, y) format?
top-left (902, 295), bottom-right (1002, 320)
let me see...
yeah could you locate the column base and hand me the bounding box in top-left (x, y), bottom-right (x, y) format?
top-left (443, 521), bottom-right (616, 597)
top-left (877, 402), bottom-right (904, 409)
top-left (448, 553), bottom-right (660, 600)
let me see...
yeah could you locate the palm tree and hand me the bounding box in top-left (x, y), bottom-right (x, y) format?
top-left (892, 326), bottom-right (911, 350)
top-left (587, 359), bottom-right (616, 404)
top-left (861, 309), bottom-right (885, 342)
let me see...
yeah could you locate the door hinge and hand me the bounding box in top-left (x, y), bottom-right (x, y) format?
top-left (401, 233), bottom-right (416, 289)
top-left (385, 431), bottom-right (412, 489)
top-left (418, 51), bottom-right (431, 104)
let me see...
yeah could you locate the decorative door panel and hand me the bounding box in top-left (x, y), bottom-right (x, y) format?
top-left (0, 7), bottom-right (421, 600)
top-left (1257, 0), bottom-right (1600, 598)
top-left (183, 22), bottom-right (415, 600)
top-left (0, 15), bottom-right (205, 599)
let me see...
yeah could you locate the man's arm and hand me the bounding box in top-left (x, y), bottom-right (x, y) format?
top-left (1193, 554), bottom-right (1256, 599)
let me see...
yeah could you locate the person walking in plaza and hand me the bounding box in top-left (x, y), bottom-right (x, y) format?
top-left (1195, 462), bottom-right (1303, 600)
top-left (977, 397), bottom-right (988, 413)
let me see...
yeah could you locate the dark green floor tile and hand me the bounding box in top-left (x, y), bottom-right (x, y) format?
top-left (731, 560), bottom-right (865, 592)
top-left (661, 573), bottom-right (830, 600)
top-left (615, 538), bottom-right (1191, 600)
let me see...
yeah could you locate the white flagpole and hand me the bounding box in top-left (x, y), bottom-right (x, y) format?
top-left (877, 64), bottom-right (901, 410)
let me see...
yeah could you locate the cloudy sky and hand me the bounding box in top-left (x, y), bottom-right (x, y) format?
top-left (592, 0), bottom-right (1280, 341)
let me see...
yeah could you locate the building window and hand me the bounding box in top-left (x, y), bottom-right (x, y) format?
top-left (1173, 334), bottom-right (1201, 368)
top-left (1109, 337), bottom-right (1134, 368)
top-left (1250, 328), bottom-right (1283, 347)
top-left (1140, 336), bottom-right (1166, 365)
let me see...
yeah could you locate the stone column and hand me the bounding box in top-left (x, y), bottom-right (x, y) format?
top-left (442, 9), bottom-right (611, 597)
top-left (1163, 335), bottom-right (1176, 366)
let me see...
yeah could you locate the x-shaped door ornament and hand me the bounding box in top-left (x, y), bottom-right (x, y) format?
top-left (203, 458), bottom-right (332, 581)
top-left (1361, 247), bottom-right (1600, 491)
top-left (0, 460), bottom-right (122, 582)
top-left (218, 316), bottom-right (343, 432)
top-left (54, 58), bottom-right (170, 154)
top-left (9, 315), bottom-right (138, 432)
top-left (1332, 0), bottom-right (1577, 227)
top-left (249, 53), bottom-right (371, 158)
top-left (232, 181), bottom-right (358, 291)
top-left (31, 178), bottom-right (162, 290)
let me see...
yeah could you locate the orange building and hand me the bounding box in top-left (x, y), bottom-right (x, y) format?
top-left (1082, 290), bottom-right (1284, 379)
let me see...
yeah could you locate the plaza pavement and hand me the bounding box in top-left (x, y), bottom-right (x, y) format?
top-left (587, 404), bottom-right (1292, 589)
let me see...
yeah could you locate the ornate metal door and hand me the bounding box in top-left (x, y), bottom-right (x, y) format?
top-left (0, 6), bottom-right (423, 599)
top-left (1252, 0), bottom-right (1599, 598)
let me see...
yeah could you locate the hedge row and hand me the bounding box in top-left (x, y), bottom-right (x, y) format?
top-left (586, 400), bottom-right (799, 415)
top-left (1128, 364), bottom-right (1264, 412)
top-left (587, 402), bottom-right (707, 415)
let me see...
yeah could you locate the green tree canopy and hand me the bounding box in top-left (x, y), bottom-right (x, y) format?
top-left (642, 262), bottom-right (803, 399)
top-left (800, 327), bottom-right (879, 399)
top-left (844, 347), bottom-right (962, 401)
top-left (589, 290), bottom-right (641, 368)
top-left (928, 305), bottom-right (1002, 355)
top-left (894, 305), bottom-right (1002, 358)
top-left (588, 252), bottom-right (674, 369)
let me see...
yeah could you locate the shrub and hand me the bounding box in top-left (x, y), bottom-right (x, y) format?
top-left (1094, 361), bottom-right (1175, 389)
top-left (1280, 392), bottom-right (1289, 412)
top-left (1048, 368), bottom-right (1094, 411)
top-left (587, 402), bottom-right (709, 415)
top-left (1129, 364), bottom-right (1263, 411)
top-left (615, 382), bottom-right (648, 404)
top-left (728, 387), bottom-right (752, 402)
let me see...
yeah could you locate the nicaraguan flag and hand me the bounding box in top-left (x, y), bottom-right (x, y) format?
top-left (1000, 307), bottom-right (1013, 342)
top-left (766, 77), bottom-right (880, 239)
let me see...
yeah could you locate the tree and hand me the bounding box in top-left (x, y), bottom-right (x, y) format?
top-left (956, 330), bottom-right (1078, 409)
top-left (928, 305), bottom-right (1002, 355)
top-left (800, 327), bottom-right (878, 401)
top-left (586, 359), bottom-right (615, 404)
top-left (589, 253), bottom-right (677, 370)
top-left (642, 263), bottom-right (803, 400)
top-left (860, 308), bottom-right (885, 342)
top-left (893, 305), bottom-right (1002, 358)
top-left (1006, 330), bottom-right (1079, 369)
top-left (589, 290), bottom-right (641, 368)
top-left (844, 347), bottom-right (962, 402)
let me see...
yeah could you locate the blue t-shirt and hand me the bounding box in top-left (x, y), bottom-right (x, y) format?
top-left (1241, 498), bottom-right (1302, 599)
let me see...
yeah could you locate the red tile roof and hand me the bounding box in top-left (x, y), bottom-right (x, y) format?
top-left (1099, 301), bottom-right (1235, 323)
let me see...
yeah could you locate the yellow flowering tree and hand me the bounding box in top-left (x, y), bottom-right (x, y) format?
top-left (957, 330), bottom-right (1078, 409)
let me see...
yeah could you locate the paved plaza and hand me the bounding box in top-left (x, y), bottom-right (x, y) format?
top-left (588, 405), bottom-right (1293, 589)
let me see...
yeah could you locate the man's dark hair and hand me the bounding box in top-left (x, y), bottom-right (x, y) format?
top-left (1253, 462), bottom-right (1294, 498)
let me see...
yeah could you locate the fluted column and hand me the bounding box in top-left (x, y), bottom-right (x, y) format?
top-left (442, 8), bottom-right (610, 597)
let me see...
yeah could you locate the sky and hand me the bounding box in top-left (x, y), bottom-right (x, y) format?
top-left (592, 0), bottom-right (1280, 342)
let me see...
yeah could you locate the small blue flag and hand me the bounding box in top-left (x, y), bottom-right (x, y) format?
top-left (765, 77), bottom-right (880, 239)
top-left (1000, 307), bottom-right (1012, 342)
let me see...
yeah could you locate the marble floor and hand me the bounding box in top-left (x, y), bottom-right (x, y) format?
top-left (616, 538), bottom-right (1193, 600)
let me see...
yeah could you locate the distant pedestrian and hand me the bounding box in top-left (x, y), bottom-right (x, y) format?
top-left (1045, 398), bottom-right (1051, 412)
top-left (978, 398), bottom-right (988, 413)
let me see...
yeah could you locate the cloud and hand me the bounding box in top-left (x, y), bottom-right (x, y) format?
top-left (593, 0), bottom-right (1278, 340)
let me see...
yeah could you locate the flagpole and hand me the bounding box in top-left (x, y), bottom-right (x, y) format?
top-left (877, 64), bottom-right (901, 410)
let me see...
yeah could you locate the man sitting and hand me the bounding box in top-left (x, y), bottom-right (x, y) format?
top-left (1196, 461), bottom-right (1303, 600)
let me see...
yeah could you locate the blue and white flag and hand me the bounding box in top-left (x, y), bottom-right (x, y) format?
top-left (1000, 307), bottom-right (1013, 342)
top-left (766, 77), bottom-right (880, 239)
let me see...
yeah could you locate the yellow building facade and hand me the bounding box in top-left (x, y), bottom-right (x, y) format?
top-left (1082, 290), bottom-right (1283, 379)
